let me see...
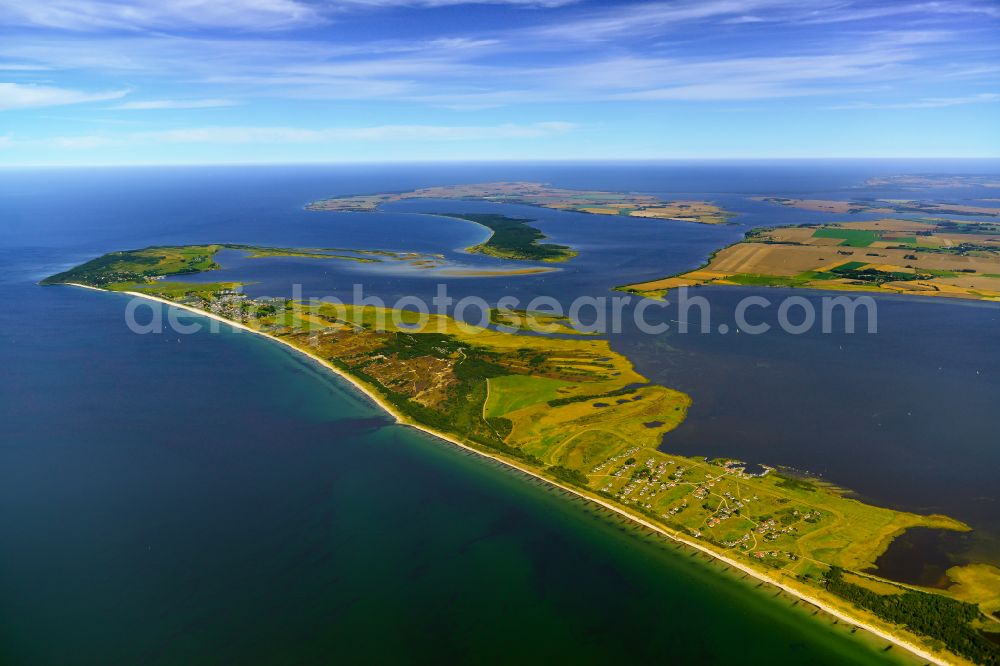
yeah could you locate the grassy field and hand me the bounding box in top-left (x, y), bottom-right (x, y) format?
top-left (46, 244), bottom-right (1000, 665)
top-left (812, 228), bottom-right (879, 247)
top-left (485, 375), bottom-right (575, 418)
top-left (947, 564), bottom-right (1000, 618)
top-left (237, 246), bottom-right (381, 262)
top-left (42, 245), bottom-right (224, 287)
top-left (488, 307), bottom-right (593, 334)
top-left (132, 281), bottom-right (245, 299)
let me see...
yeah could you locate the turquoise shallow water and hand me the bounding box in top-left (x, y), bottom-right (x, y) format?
top-left (3, 162), bottom-right (998, 663)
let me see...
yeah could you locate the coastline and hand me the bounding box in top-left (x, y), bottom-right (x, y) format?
top-left (77, 284), bottom-right (955, 666)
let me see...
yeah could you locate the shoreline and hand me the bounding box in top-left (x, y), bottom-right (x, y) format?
top-left (74, 283), bottom-right (953, 666)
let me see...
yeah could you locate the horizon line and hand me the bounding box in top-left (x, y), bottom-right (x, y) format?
top-left (3, 156), bottom-right (1000, 169)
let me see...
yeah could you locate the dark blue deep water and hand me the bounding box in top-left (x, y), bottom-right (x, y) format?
top-left (2, 161), bottom-right (999, 664)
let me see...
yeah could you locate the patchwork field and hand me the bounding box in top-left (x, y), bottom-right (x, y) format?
top-left (756, 196), bottom-right (1000, 218)
top-left (621, 218), bottom-right (1000, 302)
top-left (306, 181), bottom-right (732, 224)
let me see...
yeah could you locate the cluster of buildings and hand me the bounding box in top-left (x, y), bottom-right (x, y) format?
top-left (719, 459), bottom-right (772, 479)
top-left (591, 446), bottom-right (640, 474)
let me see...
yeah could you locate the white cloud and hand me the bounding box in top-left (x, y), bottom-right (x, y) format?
top-left (27, 121), bottom-right (577, 148)
top-left (1, 31), bottom-right (937, 109)
top-left (49, 135), bottom-right (115, 148)
top-left (525, 0), bottom-right (1000, 42)
top-left (112, 98), bottom-right (238, 109)
top-left (0, 0), bottom-right (994, 118)
top-left (0, 63), bottom-right (49, 71)
top-left (337, 0), bottom-right (576, 6)
top-left (792, 1), bottom-right (1000, 25)
top-left (501, 45), bottom-right (935, 102)
top-left (0, 0), bottom-right (578, 34)
top-left (141, 121), bottom-right (577, 142)
top-left (832, 92), bottom-right (1000, 109)
top-left (526, 0), bottom-right (797, 42)
top-left (0, 82), bottom-right (128, 111)
top-left (617, 82), bottom-right (825, 101)
top-left (0, 0), bottom-right (320, 32)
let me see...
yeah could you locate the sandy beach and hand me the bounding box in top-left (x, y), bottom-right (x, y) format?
top-left (74, 284), bottom-right (953, 666)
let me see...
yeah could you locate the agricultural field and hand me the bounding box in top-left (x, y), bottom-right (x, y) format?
top-left (757, 196), bottom-right (1000, 218)
top-left (621, 218), bottom-right (1000, 302)
top-left (306, 181), bottom-right (732, 224)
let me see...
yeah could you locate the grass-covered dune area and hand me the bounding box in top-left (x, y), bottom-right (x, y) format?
top-left (621, 218), bottom-right (1000, 302)
top-left (437, 212), bottom-right (577, 262)
top-left (488, 307), bottom-right (594, 335)
top-left (46, 245), bottom-right (1000, 665)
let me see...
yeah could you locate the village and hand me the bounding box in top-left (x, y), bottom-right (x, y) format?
top-left (590, 449), bottom-right (818, 569)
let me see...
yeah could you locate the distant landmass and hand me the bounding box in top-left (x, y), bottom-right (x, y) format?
top-left (863, 175), bottom-right (1000, 189)
top-left (307, 181), bottom-right (732, 225)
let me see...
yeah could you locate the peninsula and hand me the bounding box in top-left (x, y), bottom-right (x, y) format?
top-left (437, 212), bottom-right (576, 262)
top-left (39, 243), bottom-right (560, 288)
top-left (306, 181), bottom-right (732, 225)
top-left (621, 218), bottom-right (1000, 302)
top-left (44, 244), bottom-right (1000, 665)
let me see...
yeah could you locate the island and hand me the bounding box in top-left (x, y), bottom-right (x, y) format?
top-left (621, 218), bottom-right (1000, 302)
top-left (864, 175), bottom-right (1000, 189)
top-left (306, 181), bottom-right (732, 225)
top-left (45, 245), bottom-right (1000, 666)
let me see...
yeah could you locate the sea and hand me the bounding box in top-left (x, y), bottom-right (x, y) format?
top-left (2, 161), bottom-right (998, 664)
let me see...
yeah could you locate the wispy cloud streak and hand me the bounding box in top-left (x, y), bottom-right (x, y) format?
top-left (832, 92), bottom-right (1000, 109)
top-left (113, 98), bottom-right (238, 109)
top-left (0, 82), bottom-right (128, 110)
top-left (0, 121), bottom-right (578, 149)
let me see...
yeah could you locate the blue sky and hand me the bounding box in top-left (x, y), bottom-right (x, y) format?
top-left (1, 0), bottom-right (998, 165)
